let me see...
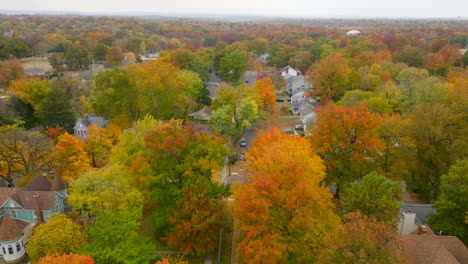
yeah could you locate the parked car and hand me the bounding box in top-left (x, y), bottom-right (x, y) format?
top-left (294, 125), bottom-right (304, 131)
top-left (240, 138), bottom-right (247, 147)
top-left (275, 98), bottom-right (285, 102)
top-left (239, 153), bottom-right (245, 161)
top-left (287, 98), bottom-right (292, 102)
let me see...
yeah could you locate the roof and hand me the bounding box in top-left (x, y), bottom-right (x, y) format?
top-left (244, 71), bottom-right (258, 86)
top-left (75, 114), bottom-right (109, 129)
top-left (22, 175), bottom-right (52, 191)
top-left (10, 191), bottom-right (57, 210)
top-left (25, 68), bottom-right (46, 76)
top-left (188, 106), bottom-right (212, 121)
top-left (401, 235), bottom-right (468, 264)
top-left (0, 214), bottom-right (24, 242)
top-left (0, 187), bottom-right (18, 206)
top-left (192, 123), bottom-right (211, 134)
top-left (50, 171), bottom-right (66, 192)
top-left (405, 204), bottom-right (436, 223)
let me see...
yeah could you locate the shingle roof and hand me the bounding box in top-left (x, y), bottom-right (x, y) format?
top-left (10, 191), bottom-right (56, 210)
top-left (50, 171), bottom-right (66, 192)
top-left (22, 175), bottom-right (52, 191)
top-left (0, 214), bottom-right (23, 242)
top-left (401, 235), bottom-right (468, 264)
top-left (0, 187), bottom-right (18, 206)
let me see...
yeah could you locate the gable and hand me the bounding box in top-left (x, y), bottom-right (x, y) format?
top-left (0, 198), bottom-right (23, 209)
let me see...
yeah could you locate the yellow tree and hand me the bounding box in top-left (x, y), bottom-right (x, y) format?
top-left (251, 77), bottom-right (278, 121)
top-left (7, 77), bottom-right (51, 112)
top-left (55, 132), bottom-right (90, 181)
top-left (232, 127), bottom-right (339, 264)
top-left (86, 124), bottom-right (112, 168)
top-left (26, 214), bottom-right (87, 263)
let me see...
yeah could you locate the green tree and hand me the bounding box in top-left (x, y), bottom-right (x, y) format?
top-left (64, 44), bottom-right (89, 70)
top-left (341, 172), bottom-right (402, 224)
top-left (26, 214), bottom-right (87, 263)
top-left (169, 47), bottom-right (212, 80)
top-left (37, 87), bottom-right (76, 131)
top-left (393, 46), bottom-right (424, 67)
top-left (92, 44), bottom-right (108, 63)
top-left (218, 51), bottom-right (247, 84)
top-left (428, 160), bottom-right (468, 244)
top-left (80, 210), bottom-right (155, 264)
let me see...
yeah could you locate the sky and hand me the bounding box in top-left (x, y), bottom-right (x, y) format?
top-left (1, 0), bottom-right (468, 18)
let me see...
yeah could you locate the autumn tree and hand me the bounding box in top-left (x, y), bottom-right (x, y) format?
top-left (166, 177), bottom-right (226, 255)
top-left (0, 59), bottom-right (24, 87)
top-left (232, 127), bottom-right (339, 264)
top-left (144, 120), bottom-right (229, 236)
top-left (55, 132), bottom-right (90, 181)
top-left (428, 160), bottom-right (468, 244)
top-left (85, 124), bottom-right (112, 168)
top-left (316, 212), bottom-right (407, 264)
top-left (308, 53), bottom-right (352, 104)
top-left (8, 77), bottom-right (51, 114)
top-left (105, 46), bottom-right (124, 67)
top-left (37, 253), bottom-right (94, 264)
top-left (68, 163), bottom-right (143, 217)
top-left (251, 77), bottom-right (278, 121)
top-left (341, 172), bottom-right (402, 224)
top-left (168, 47), bottom-right (213, 80)
top-left (311, 103), bottom-right (383, 191)
top-left (26, 214), bottom-right (87, 263)
top-left (0, 126), bottom-right (55, 186)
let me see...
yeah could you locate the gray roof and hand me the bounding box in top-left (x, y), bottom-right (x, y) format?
top-left (75, 114), bottom-right (109, 129)
top-left (244, 71), bottom-right (258, 86)
top-left (25, 68), bottom-right (46, 76)
top-left (404, 204), bottom-right (436, 223)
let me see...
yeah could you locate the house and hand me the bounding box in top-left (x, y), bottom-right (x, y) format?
top-left (259, 54), bottom-right (270, 63)
top-left (280, 66), bottom-right (299, 78)
top-left (73, 114), bottom-right (110, 140)
top-left (401, 235), bottom-right (468, 264)
top-left (291, 91), bottom-right (306, 116)
top-left (24, 68), bottom-right (46, 78)
top-left (0, 173), bottom-right (67, 263)
top-left (188, 106), bottom-right (212, 121)
top-left (298, 102), bottom-right (317, 130)
top-left (285, 75), bottom-right (312, 94)
top-left (140, 52), bottom-right (160, 62)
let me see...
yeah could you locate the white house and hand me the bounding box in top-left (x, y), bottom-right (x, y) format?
top-left (346, 30), bottom-right (361, 36)
top-left (73, 114), bottom-right (109, 140)
top-left (281, 66), bottom-right (299, 78)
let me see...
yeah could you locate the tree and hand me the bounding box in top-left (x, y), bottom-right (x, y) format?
top-left (168, 47), bottom-right (213, 80)
top-left (37, 87), bottom-right (76, 131)
top-left (0, 126), bottom-right (55, 186)
top-left (79, 210), bottom-right (155, 264)
top-left (85, 124), bottom-right (112, 168)
top-left (308, 53), bottom-right (352, 104)
top-left (68, 163), bottom-right (143, 217)
top-left (0, 59), bottom-right (24, 87)
top-left (166, 177), bottom-right (226, 255)
top-left (26, 214), bottom-right (87, 263)
top-left (0, 38), bottom-right (31, 58)
top-left (37, 253), bottom-right (94, 264)
top-left (210, 83), bottom-right (259, 145)
top-left (105, 46), bottom-right (124, 67)
top-left (393, 46), bottom-right (424, 67)
top-left (251, 77), bottom-right (277, 121)
top-left (55, 132), bottom-right (90, 181)
top-left (8, 78), bottom-right (51, 113)
top-left (428, 160), bottom-right (468, 244)
top-left (92, 44), bottom-right (108, 63)
top-left (232, 127), bottom-right (339, 264)
top-left (341, 172), bottom-right (402, 224)
top-left (218, 51), bottom-right (247, 83)
top-left (64, 44), bottom-right (89, 70)
top-left (144, 120), bottom-right (229, 233)
top-left (310, 103), bottom-right (383, 191)
top-left (316, 212), bottom-right (407, 264)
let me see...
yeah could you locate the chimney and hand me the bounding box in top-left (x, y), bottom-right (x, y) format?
top-left (33, 193), bottom-right (44, 224)
top-left (417, 224), bottom-right (428, 235)
top-left (400, 209), bottom-right (416, 235)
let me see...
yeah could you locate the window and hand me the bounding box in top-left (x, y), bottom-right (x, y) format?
top-left (83, 130), bottom-right (87, 136)
top-left (2, 246), bottom-right (5, 254)
top-left (8, 245), bottom-right (13, 254)
top-left (16, 242), bottom-right (21, 252)
top-left (77, 130), bottom-right (81, 136)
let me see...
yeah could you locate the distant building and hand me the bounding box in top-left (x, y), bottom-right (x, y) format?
top-left (244, 71), bottom-right (259, 86)
top-left (0, 173), bottom-right (67, 263)
top-left (346, 30), bottom-right (361, 35)
top-left (73, 114), bottom-right (110, 140)
top-left (280, 66), bottom-right (299, 78)
top-left (140, 53), bottom-right (160, 62)
top-left (24, 68), bottom-right (46, 78)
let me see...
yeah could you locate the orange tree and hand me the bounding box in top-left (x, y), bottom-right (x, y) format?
top-left (232, 127), bottom-right (339, 264)
top-left (55, 132), bottom-right (90, 181)
top-left (37, 253), bottom-right (94, 264)
top-left (310, 103), bottom-right (383, 191)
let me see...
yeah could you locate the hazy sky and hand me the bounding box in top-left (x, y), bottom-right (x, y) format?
top-left (1, 0), bottom-right (468, 18)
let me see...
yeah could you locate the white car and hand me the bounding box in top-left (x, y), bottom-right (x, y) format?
top-left (240, 138), bottom-right (247, 147)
